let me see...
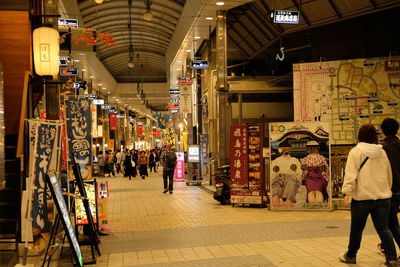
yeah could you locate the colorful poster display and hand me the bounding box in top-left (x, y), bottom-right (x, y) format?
top-left (174, 152), bottom-right (185, 180)
top-left (75, 181), bottom-right (96, 225)
top-left (66, 97), bottom-right (92, 179)
top-left (269, 122), bottom-right (331, 210)
top-left (293, 56), bottom-right (400, 144)
top-left (30, 121), bottom-right (59, 254)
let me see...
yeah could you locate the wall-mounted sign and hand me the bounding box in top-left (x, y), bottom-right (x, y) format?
top-left (169, 89), bottom-right (180, 95)
top-left (170, 109), bottom-right (179, 114)
top-left (271, 10), bottom-right (299, 24)
top-left (188, 145), bottom-right (200, 162)
top-left (58, 18), bottom-right (79, 28)
top-left (190, 60), bottom-right (209, 69)
top-left (59, 56), bottom-right (73, 67)
top-left (101, 104), bottom-right (111, 110)
top-left (178, 77), bottom-right (194, 84)
top-left (108, 109), bottom-right (118, 114)
top-left (93, 99), bottom-right (104, 105)
top-left (170, 98), bottom-right (180, 103)
top-left (60, 67), bottom-right (79, 76)
top-left (116, 114), bottom-right (124, 119)
top-left (84, 94), bottom-right (97, 99)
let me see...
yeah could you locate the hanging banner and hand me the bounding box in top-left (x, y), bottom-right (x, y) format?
top-left (31, 121), bottom-right (59, 254)
top-left (152, 127), bottom-right (157, 136)
top-left (60, 108), bottom-right (68, 169)
top-left (91, 104), bottom-right (98, 138)
top-left (109, 114), bottom-right (117, 130)
top-left (179, 84), bottom-right (192, 113)
top-left (230, 125), bottom-right (250, 203)
top-left (138, 125), bottom-right (143, 137)
top-left (269, 122), bottom-right (331, 211)
top-left (66, 97), bottom-right (92, 180)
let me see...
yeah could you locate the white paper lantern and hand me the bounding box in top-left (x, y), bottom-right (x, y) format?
top-left (33, 27), bottom-right (60, 77)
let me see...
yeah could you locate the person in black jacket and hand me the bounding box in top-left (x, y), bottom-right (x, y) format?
top-left (381, 118), bottom-right (400, 251)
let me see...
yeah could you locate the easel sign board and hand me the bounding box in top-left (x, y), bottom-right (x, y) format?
top-left (269, 122), bottom-right (332, 211)
top-left (46, 172), bottom-right (83, 267)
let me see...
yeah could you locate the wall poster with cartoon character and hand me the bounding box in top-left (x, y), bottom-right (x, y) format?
top-left (269, 122), bottom-right (332, 211)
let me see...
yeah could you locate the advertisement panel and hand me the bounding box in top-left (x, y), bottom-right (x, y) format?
top-left (269, 122), bottom-right (332, 211)
top-left (174, 152), bottom-right (185, 180)
top-left (75, 181), bottom-right (97, 225)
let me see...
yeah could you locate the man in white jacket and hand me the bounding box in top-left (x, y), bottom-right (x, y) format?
top-left (340, 124), bottom-right (399, 267)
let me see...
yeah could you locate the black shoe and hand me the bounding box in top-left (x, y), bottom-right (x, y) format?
top-left (169, 191), bottom-right (173, 194)
top-left (163, 189), bottom-right (168, 193)
top-left (339, 252), bottom-right (356, 264)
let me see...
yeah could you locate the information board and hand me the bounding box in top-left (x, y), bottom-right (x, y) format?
top-left (46, 172), bottom-right (83, 267)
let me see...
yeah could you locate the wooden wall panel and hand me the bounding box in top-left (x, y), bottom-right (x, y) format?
top-left (0, 11), bottom-right (32, 135)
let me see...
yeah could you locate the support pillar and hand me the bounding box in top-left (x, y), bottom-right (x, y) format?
top-left (216, 10), bottom-right (229, 166)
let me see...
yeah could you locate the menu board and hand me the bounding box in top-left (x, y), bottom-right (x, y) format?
top-left (248, 125), bottom-right (262, 190)
top-left (230, 125), bottom-right (249, 191)
top-left (75, 182), bottom-right (96, 225)
top-left (46, 172), bottom-right (83, 267)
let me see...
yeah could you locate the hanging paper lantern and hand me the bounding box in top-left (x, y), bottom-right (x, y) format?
top-left (33, 27), bottom-right (60, 77)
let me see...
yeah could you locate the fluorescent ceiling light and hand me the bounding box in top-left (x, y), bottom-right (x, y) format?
top-left (216, 1), bottom-right (224, 5)
top-left (186, 49), bottom-right (192, 52)
top-left (98, 83), bottom-right (102, 86)
top-left (89, 76), bottom-right (94, 78)
top-left (194, 36), bottom-right (201, 40)
top-left (205, 17), bottom-right (214, 20)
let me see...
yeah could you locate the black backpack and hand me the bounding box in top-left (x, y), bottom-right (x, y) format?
top-left (164, 151), bottom-right (177, 170)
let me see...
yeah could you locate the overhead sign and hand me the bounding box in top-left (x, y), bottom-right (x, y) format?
top-left (93, 99), bottom-right (104, 105)
top-left (58, 18), bottom-right (79, 28)
top-left (101, 104), bottom-right (111, 110)
top-left (116, 114), bottom-right (124, 119)
top-left (170, 98), bottom-right (180, 103)
top-left (188, 146), bottom-right (200, 162)
top-left (85, 94), bottom-right (97, 99)
top-left (109, 109), bottom-right (118, 114)
top-left (272, 10), bottom-right (299, 24)
top-left (190, 60), bottom-right (209, 69)
top-left (60, 67), bottom-right (79, 76)
top-left (178, 77), bottom-right (194, 84)
top-left (169, 89), bottom-right (180, 95)
top-left (59, 56), bottom-right (73, 67)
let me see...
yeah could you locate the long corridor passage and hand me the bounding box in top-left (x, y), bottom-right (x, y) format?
top-left (86, 171), bottom-right (387, 267)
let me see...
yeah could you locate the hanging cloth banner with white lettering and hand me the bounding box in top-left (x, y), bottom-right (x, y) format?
top-left (30, 120), bottom-right (59, 254)
top-left (66, 97), bottom-right (93, 180)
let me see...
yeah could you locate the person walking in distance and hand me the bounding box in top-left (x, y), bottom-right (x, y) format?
top-left (340, 124), bottom-right (399, 266)
top-left (115, 149), bottom-right (122, 174)
top-left (379, 118), bottom-right (400, 255)
top-left (124, 150), bottom-right (135, 180)
top-left (138, 151), bottom-right (148, 179)
top-left (97, 151), bottom-right (105, 177)
top-left (108, 150), bottom-right (116, 177)
top-left (161, 144), bottom-right (177, 194)
top-left (149, 149), bottom-right (157, 173)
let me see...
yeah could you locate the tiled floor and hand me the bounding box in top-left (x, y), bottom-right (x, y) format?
top-left (20, 171), bottom-right (394, 266)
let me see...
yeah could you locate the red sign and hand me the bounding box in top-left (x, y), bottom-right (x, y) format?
top-left (138, 125), bottom-right (143, 137)
top-left (230, 125), bottom-right (248, 189)
top-left (109, 114), bottom-right (117, 130)
top-left (174, 152), bottom-right (185, 180)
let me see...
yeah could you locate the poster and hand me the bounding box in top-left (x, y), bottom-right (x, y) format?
top-left (178, 77), bottom-right (193, 113)
top-left (75, 181), bottom-right (96, 225)
top-left (269, 122), bottom-right (331, 210)
top-left (97, 197), bottom-right (110, 234)
top-left (293, 56), bottom-right (400, 144)
top-left (30, 121), bottom-right (59, 254)
top-left (66, 97), bottom-right (92, 179)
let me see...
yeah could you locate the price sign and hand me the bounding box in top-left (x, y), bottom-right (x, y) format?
top-left (190, 60), bottom-right (209, 69)
top-left (272, 10), bottom-right (299, 24)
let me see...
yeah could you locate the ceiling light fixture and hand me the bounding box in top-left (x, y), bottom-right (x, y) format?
top-left (194, 36), bottom-right (201, 40)
top-left (186, 49), bottom-right (192, 52)
top-left (205, 17), bottom-right (214, 20)
top-left (98, 83), bottom-right (102, 86)
top-left (89, 76), bottom-right (94, 78)
top-left (216, 1), bottom-right (225, 6)
top-left (143, 0), bottom-right (153, 21)
top-left (95, 0), bottom-right (104, 3)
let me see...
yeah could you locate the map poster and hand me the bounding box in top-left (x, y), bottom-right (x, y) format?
top-left (269, 122), bottom-right (332, 211)
top-left (66, 97), bottom-right (92, 179)
top-left (293, 56), bottom-right (400, 144)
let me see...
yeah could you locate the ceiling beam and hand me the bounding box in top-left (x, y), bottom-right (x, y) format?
top-left (227, 23), bottom-right (257, 54)
top-left (234, 7), bottom-right (272, 41)
top-left (369, 0), bottom-right (377, 8)
top-left (258, 0), bottom-right (283, 32)
top-left (290, 0), bottom-right (311, 25)
top-left (326, 0), bottom-right (341, 18)
top-left (230, 14), bottom-right (263, 47)
top-left (228, 36), bottom-right (251, 58)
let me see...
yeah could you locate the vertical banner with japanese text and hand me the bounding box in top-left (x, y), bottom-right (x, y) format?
top-left (31, 120), bottom-right (60, 254)
top-left (230, 125), bottom-right (249, 202)
top-left (178, 77), bottom-right (193, 113)
top-left (138, 125), bottom-right (143, 137)
top-left (66, 97), bottom-right (92, 180)
top-left (109, 114), bottom-right (117, 131)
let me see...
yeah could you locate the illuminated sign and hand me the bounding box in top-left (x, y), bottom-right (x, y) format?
top-left (93, 99), bottom-right (104, 105)
top-left (84, 94), bottom-right (97, 99)
top-left (116, 114), bottom-right (124, 118)
top-left (59, 56), bottom-right (73, 67)
top-left (174, 152), bottom-right (185, 180)
top-left (190, 60), bottom-right (209, 69)
top-left (178, 77), bottom-right (194, 84)
top-left (60, 67), bottom-right (79, 76)
top-left (101, 104), bottom-right (111, 110)
top-left (272, 10), bottom-right (299, 24)
top-left (169, 89), bottom-right (180, 95)
top-left (188, 146), bottom-right (200, 162)
top-left (108, 109), bottom-right (118, 114)
top-left (58, 18), bottom-right (79, 28)
top-left (170, 98), bottom-right (180, 103)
